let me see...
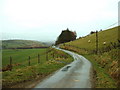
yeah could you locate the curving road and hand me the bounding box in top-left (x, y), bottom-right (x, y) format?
top-left (34, 47), bottom-right (92, 88)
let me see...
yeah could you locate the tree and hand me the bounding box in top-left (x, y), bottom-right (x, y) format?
top-left (55, 28), bottom-right (77, 45)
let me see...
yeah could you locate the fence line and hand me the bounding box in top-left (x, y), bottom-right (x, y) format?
top-left (64, 40), bottom-right (119, 54)
top-left (2, 48), bottom-right (58, 72)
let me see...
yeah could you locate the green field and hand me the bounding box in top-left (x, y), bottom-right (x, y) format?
top-left (2, 48), bottom-right (47, 69)
top-left (2, 48), bottom-right (73, 88)
top-left (60, 26), bottom-right (119, 88)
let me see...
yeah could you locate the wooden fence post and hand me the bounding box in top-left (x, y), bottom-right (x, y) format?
top-left (38, 54), bottom-right (40, 64)
top-left (28, 56), bottom-right (30, 66)
top-left (10, 56), bottom-right (12, 71)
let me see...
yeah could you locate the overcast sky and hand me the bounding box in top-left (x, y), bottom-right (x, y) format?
top-left (0, 0), bottom-right (119, 42)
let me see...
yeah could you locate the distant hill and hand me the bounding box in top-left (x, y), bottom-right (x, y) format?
top-left (2, 40), bottom-right (47, 49)
top-left (42, 41), bottom-right (54, 46)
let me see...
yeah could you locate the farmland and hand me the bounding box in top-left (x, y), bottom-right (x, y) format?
top-left (60, 26), bottom-right (119, 88)
top-left (2, 48), bottom-right (47, 69)
top-left (65, 26), bottom-right (118, 51)
top-left (2, 47), bottom-right (73, 88)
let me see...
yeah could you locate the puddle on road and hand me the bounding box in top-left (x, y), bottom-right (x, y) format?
top-left (61, 66), bottom-right (71, 71)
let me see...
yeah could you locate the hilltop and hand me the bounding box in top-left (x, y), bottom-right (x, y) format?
top-left (2, 40), bottom-right (47, 49)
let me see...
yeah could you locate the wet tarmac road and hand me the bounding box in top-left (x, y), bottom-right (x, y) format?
top-left (34, 47), bottom-right (92, 88)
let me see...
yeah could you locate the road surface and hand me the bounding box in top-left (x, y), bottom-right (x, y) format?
top-left (34, 47), bottom-right (93, 88)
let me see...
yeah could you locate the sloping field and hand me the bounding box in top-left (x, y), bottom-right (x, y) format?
top-left (65, 26), bottom-right (118, 51)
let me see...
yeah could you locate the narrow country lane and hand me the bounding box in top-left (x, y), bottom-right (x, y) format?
top-left (34, 47), bottom-right (93, 88)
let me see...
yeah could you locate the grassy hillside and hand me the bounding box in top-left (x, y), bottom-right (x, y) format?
top-left (65, 26), bottom-right (118, 51)
top-left (60, 26), bottom-right (119, 88)
top-left (2, 40), bottom-right (46, 49)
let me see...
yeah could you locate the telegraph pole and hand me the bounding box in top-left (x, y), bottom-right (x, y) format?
top-left (96, 30), bottom-right (98, 54)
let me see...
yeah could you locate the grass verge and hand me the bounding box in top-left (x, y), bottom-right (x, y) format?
top-left (84, 54), bottom-right (117, 88)
top-left (60, 45), bottom-right (118, 88)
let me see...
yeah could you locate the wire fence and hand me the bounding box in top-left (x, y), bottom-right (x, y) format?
top-left (63, 39), bottom-right (120, 55)
top-left (2, 47), bottom-right (70, 72)
top-left (2, 48), bottom-right (54, 72)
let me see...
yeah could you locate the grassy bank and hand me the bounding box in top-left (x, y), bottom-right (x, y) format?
top-left (59, 26), bottom-right (119, 88)
top-left (2, 48), bottom-right (73, 88)
top-left (65, 26), bottom-right (118, 51)
top-left (84, 52), bottom-right (118, 88)
top-left (60, 45), bottom-right (118, 88)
